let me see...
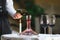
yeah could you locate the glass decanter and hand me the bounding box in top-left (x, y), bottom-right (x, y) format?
top-left (20, 15), bottom-right (37, 35)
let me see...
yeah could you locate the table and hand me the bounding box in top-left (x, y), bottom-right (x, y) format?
top-left (1, 34), bottom-right (60, 40)
top-left (38, 34), bottom-right (60, 40)
top-left (1, 34), bottom-right (38, 40)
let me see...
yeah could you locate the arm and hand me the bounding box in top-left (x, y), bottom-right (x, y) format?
top-left (6, 0), bottom-right (22, 19)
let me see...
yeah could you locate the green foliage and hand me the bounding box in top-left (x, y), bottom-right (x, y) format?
top-left (24, 0), bottom-right (44, 16)
top-left (26, 5), bottom-right (44, 16)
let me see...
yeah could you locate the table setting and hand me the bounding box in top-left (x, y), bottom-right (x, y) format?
top-left (1, 11), bottom-right (59, 40)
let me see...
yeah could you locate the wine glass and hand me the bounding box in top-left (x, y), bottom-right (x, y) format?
top-left (20, 15), bottom-right (37, 35)
top-left (40, 15), bottom-right (49, 34)
top-left (48, 15), bottom-right (56, 34)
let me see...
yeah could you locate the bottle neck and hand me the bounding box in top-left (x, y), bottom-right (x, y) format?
top-left (26, 19), bottom-right (31, 29)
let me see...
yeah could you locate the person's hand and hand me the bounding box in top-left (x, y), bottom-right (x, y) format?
top-left (13, 13), bottom-right (22, 19)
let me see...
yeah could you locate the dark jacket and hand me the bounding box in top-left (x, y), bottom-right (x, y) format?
top-left (0, 0), bottom-right (11, 36)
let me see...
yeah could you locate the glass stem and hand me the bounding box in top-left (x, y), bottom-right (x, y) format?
top-left (50, 27), bottom-right (53, 34)
top-left (44, 27), bottom-right (47, 34)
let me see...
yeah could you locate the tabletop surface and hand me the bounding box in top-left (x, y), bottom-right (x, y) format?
top-left (1, 34), bottom-right (38, 38)
top-left (2, 34), bottom-right (60, 38)
top-left (1, 34), bottom-right (60, 40)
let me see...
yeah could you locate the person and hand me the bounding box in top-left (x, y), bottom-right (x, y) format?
top-left (0, 0), bottom-right (22, 37)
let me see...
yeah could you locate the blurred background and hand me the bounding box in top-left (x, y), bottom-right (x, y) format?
top-left (8, 0), bottom-right (60, 34)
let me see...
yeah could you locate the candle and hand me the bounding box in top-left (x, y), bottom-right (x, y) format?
top-left (19, 19), bottom-right (22, 33)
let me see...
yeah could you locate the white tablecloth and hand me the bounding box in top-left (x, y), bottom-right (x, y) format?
top-left (38, 34), bottom-right (60, 40)
top-left (1, 34), bottom-right (60, 40)
top-left (1, 34), bottom-right (38, 40)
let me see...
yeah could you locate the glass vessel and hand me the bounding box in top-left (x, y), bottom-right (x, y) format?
top-left (48, 15), bottom-right (56, 34)
top-left (20, 15), bottom-right (37, 35)
top-left (40, 15), bottom-right (49, 34)
top-left (48, 15), bottom-right (56, 27)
